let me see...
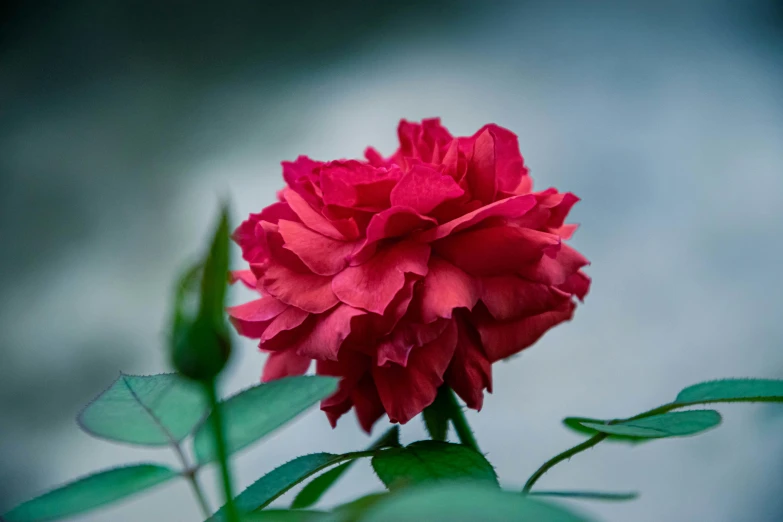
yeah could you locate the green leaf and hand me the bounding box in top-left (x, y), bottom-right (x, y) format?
top-left (371, 441), bottom-right (498, 490)
top-left (3, 464), bottom-right (177, 522)
top-left (422, 387), bottom-right (450, 442)
top-left (210, 454), bottom-right (342, 521)
top-left (360, 483), bottom-right (593, 522)
top-left (200, 205), bottom-right (231, 326)
top-left (241, 510), bottom-right (327, 522)
top-left (291, 427), bottom-right (400, 509)
top-left (328, 493), bottom-right (387, 521)
top-left (562, 417), bottom-right (648, 443)
top-left (580, 410), bottom-right (722, 438)
top-left (675, 379), bottom-right (783, 404)
top-left (528, 490), bottom-right (638, 502)
top-left (77, 373), bottom-right (208, 446)
top-left (291, 463), bottom-right (351, 510)
top-left (195, 376), bottom-right (339, 464)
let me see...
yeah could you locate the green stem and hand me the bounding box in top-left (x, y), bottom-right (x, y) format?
top-left (522, 433), bottom-right (607, 493)
top-left (205, 379), bottom-right (240, 522)
top-left (443, 387), bottom-right (481, 453)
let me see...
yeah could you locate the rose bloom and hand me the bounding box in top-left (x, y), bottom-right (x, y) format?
top-left (229, 119), bottom-right (589, 432)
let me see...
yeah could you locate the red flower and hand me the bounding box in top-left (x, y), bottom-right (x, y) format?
top-left (229, 119), bottom-right (590, 432)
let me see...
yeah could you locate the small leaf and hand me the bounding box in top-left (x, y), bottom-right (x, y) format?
top-left (371, 441), bottom-right (498, 490)
top-left (562, 417), bottom-right (649, 443)
top-left (360, 483), bottom-right (593, 522)
top-left (580, 410), bottom-right (721, 439)
top-left (77, 373), bottom-right (208, 446)
top-left (676, 379), bottom-right (783, 404)
top-left (195, 376), bottom-right (338, 464)
top-left (200, 205), bottom-right (231, 326)
top-left (210, 454), bottom-right (342, 520)
top-left (291, 426), bottom-right (400, 509)
top-left (422, 387), bottom-right (450, 442)
top-left (528, 490), bottom-right (638, 502)
top-left (3, 464), bottom-right (177, 522)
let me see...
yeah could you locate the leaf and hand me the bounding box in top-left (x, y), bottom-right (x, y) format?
top-left (675, 378), bottom-right (783, 404)
top-left (195, 376), bottom-right (339, 464)
top-left (210, 454), bottom-right (342, 521)
top-left (200, 205), bottom-right (231, 326)
top-left (580, 410), bottom-right (722, 438)
top-left (3, 464), bottom-right (177, 522)
top-left (291, 463), bottom-right (351, 510)
top-left (562, 417), bottom-right (648, 443)
top-left (291, 427), bottom-right (400, 509)
top-left (77, 373), bottom-right (208, 446)
top-left (360, 483), bottom-right (593, 522)
top-left (528, 490), bottom-right (638, 502)
top-left (328, 493), bottom-right (387, 521)
top-left (241, 511), bottom-right (327, 522)
top-left (371, 441), bottom-right (498, 490)
top-left (421, 387), bottom-right (450, 442)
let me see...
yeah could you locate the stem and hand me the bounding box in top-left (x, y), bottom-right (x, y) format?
top-left (182, 467), bottom-right (212, 518)
top-left (205, 379), bottom-right (240, 522)
top-left (443, 387), bottom-right (481, 453)
top-left (522, 433), bottom-right (607, 493)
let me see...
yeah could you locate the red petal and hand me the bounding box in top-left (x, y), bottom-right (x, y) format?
top-left (416, 257), bottom-right (480, 323)
top-left (233, 202), bottom-right (298, 263)
top-left (351, 207), bottom-right (436, 262)
top-left (445, 319), bottom-right (492, 410)
top-left (557, 270), bottom-right (591, 301)
top-left (434, 226), bottom-right (561, 276)
top-left (480, 275), bottom-right (572, 321)
top-left (257, 261), bottom-right (338, 313)
top-left (292, 304), bottom-right (365, 360)
top-left (318, 350), bottom-right (372, 427)
top-left (516, 243), bottom-right (590, 286)
top-left (373, 319), bottom-right (458, 424)
top-left (466, 128), bottom-right (498, 204)
top-left (229, 270), bottom-right (257, 290)
top-left (390, 164), bottom-right (464, 215)
top-left (476, 302), bottom-right (576, 362)
top-left (320, 161), bottom-right (400, 211)
top-left (351, 374), bottom-right (386, 433)
top-left (227, 296), bottom-right (288, 338)
top-left (284, 188), bottom-right (358, 240)
top-left (278, 219), bottom-right (357, 276)
top-left (260, 306), bottom-right (310, 344)
top-left (261, 350), bottom-right (312, 382)
top-left (415, 194), bottom-right (536, 242)
top-left (377, 318), bottom-right (450, 367)
top-left (332, 241), bottom-right (430, 314)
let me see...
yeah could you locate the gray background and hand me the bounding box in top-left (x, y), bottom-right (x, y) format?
top-left (2, 1), bottom-right (783, 520)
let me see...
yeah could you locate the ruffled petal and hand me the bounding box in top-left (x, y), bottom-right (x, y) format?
top-left (433, 226), bottom-right (561, 276)
top-left (373, 319), bottom-right (458, 424)
top-left (257, 261), bottom-right (338, 313)
top-left (261, 350), bottom-right (312, 382)
top-left (284, 188), bottom-right (358, 240)
top-left (332, 241), bottom-right (430, 314)
top-left (476, 302), bottom-right (575, 362)
top-left (416, 257), bottom-right (480, 323)
top-left (445, 319), bottom-right (492, 410)
top-left (278, 219), bottom-right (357, 276)
top-left (480, 275), bottom-right (571, 321)
top-left (516, 243), bottom-right (590, 286)
top-left (318, 350), bottom-right (372, 427)
top-left (557, 270), bottom-right (591, 301)
top-left (351, 374), bottom-right (386, 433)
top-left (229, 270), bottom-right (257, 290)
top-left (260, 306), bottom-right (310, 345)
top-left (320, 161), bottom-right (400, 211)
top-left (292, 304), bottom-right (366, 360)
top-left (415, 194), bottom-right (536, 242)
top-left (390, 164), bottom-right (464, 215)
top-left (227, 296), bottom-right (288, 338)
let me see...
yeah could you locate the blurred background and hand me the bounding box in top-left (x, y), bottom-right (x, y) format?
top-left (2, 0), bottom-right (783, 520)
